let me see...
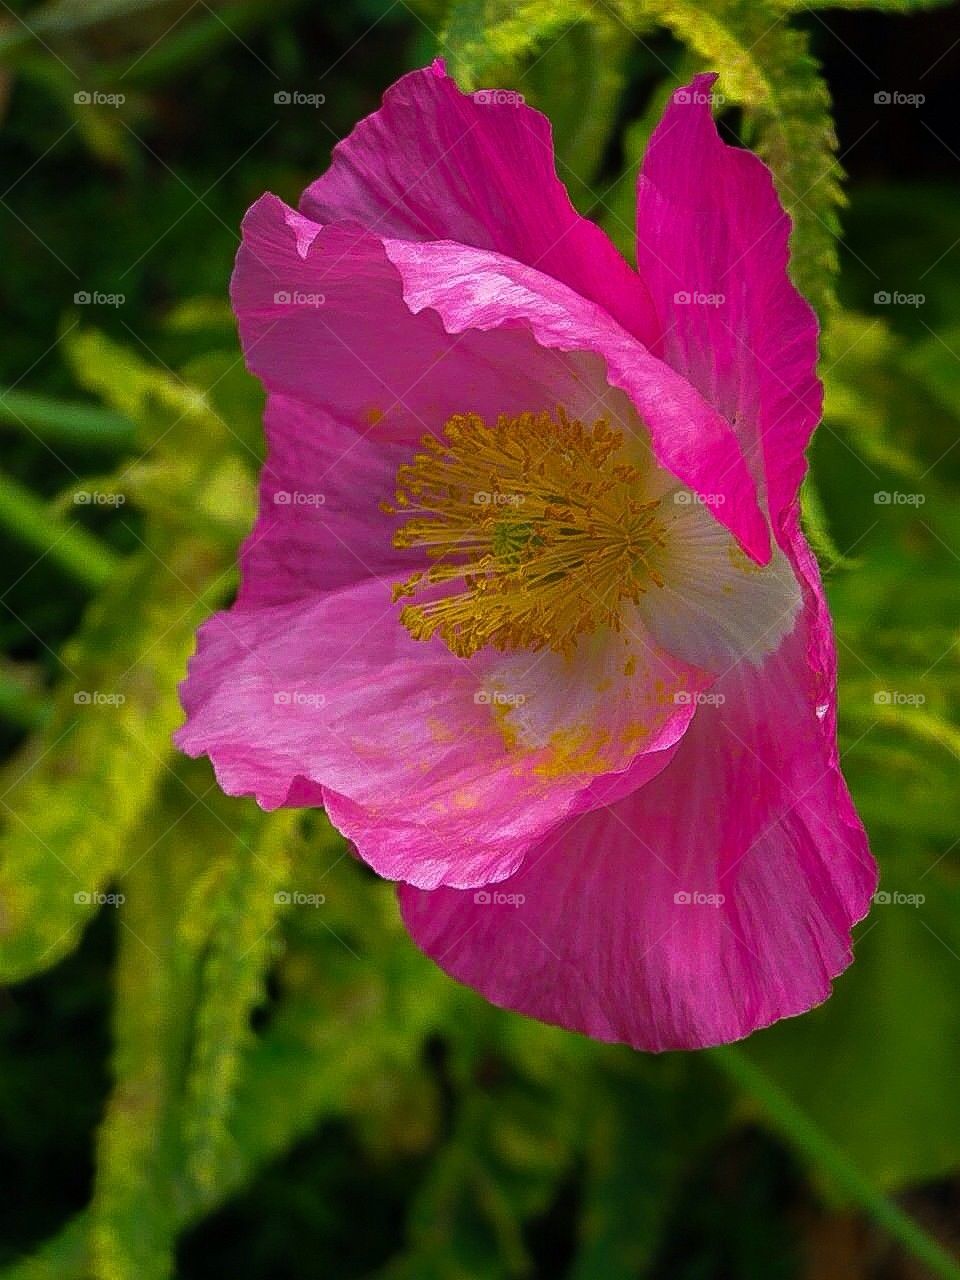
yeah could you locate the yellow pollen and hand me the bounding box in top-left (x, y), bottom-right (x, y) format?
top-left (384, 408), bottom-right (666, 658)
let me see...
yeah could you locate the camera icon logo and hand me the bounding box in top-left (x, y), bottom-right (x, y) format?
top-left (274, 91), bottom-right (291, 105)
top-left (274, 891), bottom-right (292, 904)
top-left (673, 891), bottom-right (691, 905)
top-left (74, 891), bottom-right (91, 904)
top-left (874, 91), bottom-right (891, 105)
top-left (473, 890), bottom-right (491, 904)
top-left (74, 691), bottom-right (91, 704)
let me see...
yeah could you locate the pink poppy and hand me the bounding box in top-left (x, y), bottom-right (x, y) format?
top-left (176, 61), bottom-right (876, 1050)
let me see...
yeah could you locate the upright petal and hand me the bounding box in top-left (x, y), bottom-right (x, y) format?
top-left (636, 73), bottom-right (821, 533)
top-left (301, 60), bottom-right (658, 346)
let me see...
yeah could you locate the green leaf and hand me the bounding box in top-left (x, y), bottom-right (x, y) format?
top-left (569, 1056), bottom-right (730, 1279)
top-left (718, 1041), bottom-right (960, 1279)
top-left (88, 794), bottom-right (201, 1280)
top-left (0, 389), bottom-right (135, 452)
top-left (0, 532), bottom-right (230, 980)
top-left (742, 855), bottom-right (960, 1192)
top-left (181, 809), bottom-right (296, 1197)
top-left (0, 468), bottom-right (119, 591)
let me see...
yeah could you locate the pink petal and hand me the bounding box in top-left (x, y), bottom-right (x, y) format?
top-left (176, 579), bottom-right (705, 891)
top-left (383, 236), bottom-right (771, 564)
top-left (239, 393), bottom-right (412, 603)
top-left (399, 610), bottom-right (876, 1050)
top-left (636, 73), bottom-right (821, 532)
top-left (232, 194), bottom-right (624, 446)
top-left (300, 60), bottom-right (658, 346)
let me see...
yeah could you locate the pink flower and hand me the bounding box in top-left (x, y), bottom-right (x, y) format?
top-left (176, 62), bottom-right (876, 1050)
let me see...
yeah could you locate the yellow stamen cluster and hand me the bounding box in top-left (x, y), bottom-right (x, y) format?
top-left (383, 409), bottom-right (666, 659)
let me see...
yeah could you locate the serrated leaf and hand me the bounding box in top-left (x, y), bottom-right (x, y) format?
top-left (0, 532), bottom-right (230, 980)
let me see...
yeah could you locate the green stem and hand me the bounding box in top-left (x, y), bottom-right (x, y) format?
top-left (0, 389), bottom-right (135, 452)
top-left (713, 1047), bottom-right (960, 1280)
top-left (0, 470), bottom-right (121, 591)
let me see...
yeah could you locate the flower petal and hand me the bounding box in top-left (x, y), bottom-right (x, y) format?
top-left (638, 484), bottom-right (802, 673)
top-left (300, 59), bottom-right (658, 346)
top-left (176, 578), bottom-right (704, 890)
top-left (232, 193), bottom-right (769, 563)
top-left (635, 73), bottom-right (821, 532)
top-left (383, 236), bottom-right (771, 564)
top-left (232, 194), bottom-right (627, 446)
top-left (399, 610), bottom-right (876, 1050)
top-left (239, 393), bottom-right (412, 603)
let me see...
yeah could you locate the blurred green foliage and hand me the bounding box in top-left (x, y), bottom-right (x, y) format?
top-left (1, 0), bottom-right (959, 1277)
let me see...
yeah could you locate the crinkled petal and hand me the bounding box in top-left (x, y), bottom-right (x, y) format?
top-left (399, 611), bottom-right (876, 1050)
top-left (176, 578), bottom-right (706, 890)
top-left (383, 236), bottom-right (770, 564)
top-left (636, 73), bottom-right (821, 531)
top-left (231, 193), bottom-right (769, 563)
top-left (301, 59), bottom-right (658, 346)
top-left (231, 195), bottom-right (594, 447)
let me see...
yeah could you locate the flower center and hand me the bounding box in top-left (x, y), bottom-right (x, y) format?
top-left (384, 408), bottom-right (666, 659)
